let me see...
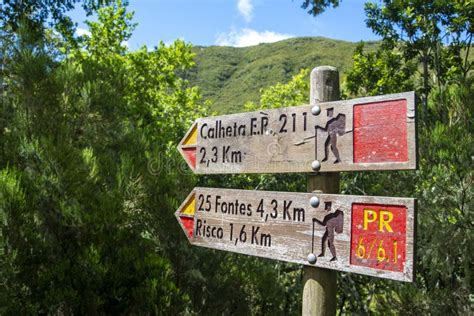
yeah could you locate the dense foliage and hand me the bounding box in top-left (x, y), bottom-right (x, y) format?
top-left (0, 1), bottom-right (204, 314)
top-left (1, 0), bottom-right (472, 315)
top-left (339, 1), bottom-right (473, 314)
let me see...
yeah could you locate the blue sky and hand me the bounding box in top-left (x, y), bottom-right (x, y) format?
top-left (71, 0), bottom-right (380, 49)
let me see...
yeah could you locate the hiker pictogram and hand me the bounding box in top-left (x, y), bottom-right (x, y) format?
top-left (313, 201), bottom-right (344, 261)
top-left (315, 108), bottom-right (346, 163)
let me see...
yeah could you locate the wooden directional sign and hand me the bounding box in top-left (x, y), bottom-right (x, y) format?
top-left (176, 187), bottom-right (416, 282)
top-left (178, 92), bottom-right (416, 174)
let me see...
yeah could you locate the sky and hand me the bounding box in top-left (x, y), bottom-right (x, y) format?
top-left (71, 0), bottom-right (380, 49)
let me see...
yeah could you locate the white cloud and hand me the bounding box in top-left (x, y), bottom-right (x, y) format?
top-left (75, 27), bottom-right (91, 37)
top-left (215, 28), bottom-right (294, 47)
top-left (237, 0), bottom-right (253, 22)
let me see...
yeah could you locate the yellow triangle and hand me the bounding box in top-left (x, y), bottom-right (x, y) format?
top-left (182, 194), bottom-right (195, 216)
top-left (182, 124), bottom-right (197, 146)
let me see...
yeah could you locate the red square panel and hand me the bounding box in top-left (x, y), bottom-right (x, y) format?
top-left (350, 203), bottom-right (407, 272)
top-left (353, 99), bottom-right (408, 163)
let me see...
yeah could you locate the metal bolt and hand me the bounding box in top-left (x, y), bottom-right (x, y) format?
top-left (310, 196), bottom-right (320, 208)
top-left (311, 160), bottom-right (321, 171)
top-left (307, 253), bottom-right (317, 264)
top-left (311, 105), bottom-right (321, 115)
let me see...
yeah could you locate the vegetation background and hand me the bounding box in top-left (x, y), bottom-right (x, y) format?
top-left (0, 0), bottom-right (472, 315)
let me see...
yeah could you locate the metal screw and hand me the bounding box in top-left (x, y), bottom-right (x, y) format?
top-left (311, 160), bottom-right (321, 171)
top-left (311, 105), bottom-right (321, 115)
top-left (310, 196), bottom-right (320, 208)
top-left (307, 253), bottom-right (317, 264)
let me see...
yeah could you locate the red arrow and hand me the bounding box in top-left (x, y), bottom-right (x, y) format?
top-left (177, 122), bottom-right (198, 171)
top-left (175, 190), bottom-right (196, 240)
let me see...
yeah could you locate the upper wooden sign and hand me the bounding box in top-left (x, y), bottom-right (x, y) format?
top-left (178, 92), bottom-right (416, 174)
top-left (176, 187), bottom-right (416, 282)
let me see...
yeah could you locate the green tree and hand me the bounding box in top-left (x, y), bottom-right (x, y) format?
top-left (1, 1), bottom-right (205, 314)
top-left (346, 43), bottom-right (415, 96)
top-left (364, 0), bottom-right (473, 108)
top-left (0, 0), bottom-right (115, 51)
top-left (298, 0), bottom-right (472, 109)
top-left (299, 0), bottom-right (342, 16)
top-left (245, 68), bottom-right (309, 110)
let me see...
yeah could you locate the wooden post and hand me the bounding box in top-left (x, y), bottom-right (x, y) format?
top-left (302, 66), bottom-right (340, 316)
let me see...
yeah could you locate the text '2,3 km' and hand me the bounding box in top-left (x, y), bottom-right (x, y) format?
top-left (178, 92), bottom-right (416, 174)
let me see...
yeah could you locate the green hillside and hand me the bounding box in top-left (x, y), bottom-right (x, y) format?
top-left (189, 37), bottom-right (379, 114)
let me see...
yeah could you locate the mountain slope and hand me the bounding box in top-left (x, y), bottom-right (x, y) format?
top-left (189, 37), bottom-right (379, 114)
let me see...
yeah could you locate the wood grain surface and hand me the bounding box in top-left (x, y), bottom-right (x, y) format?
top-left (176, 187), bottom-right (416, 282)
top-left (178, 92), bottom-right (417, 174)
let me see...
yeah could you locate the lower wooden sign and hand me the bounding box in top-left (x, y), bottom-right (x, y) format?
top-left (176, 187), bottom-right (416, 282)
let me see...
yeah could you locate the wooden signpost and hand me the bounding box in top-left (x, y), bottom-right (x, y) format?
top-left (176, 187), bottom-right (416, 282)
top-left (178, 92), bottom-right (416, 174)
top-left (176, 65), bottom-right (418, 315)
